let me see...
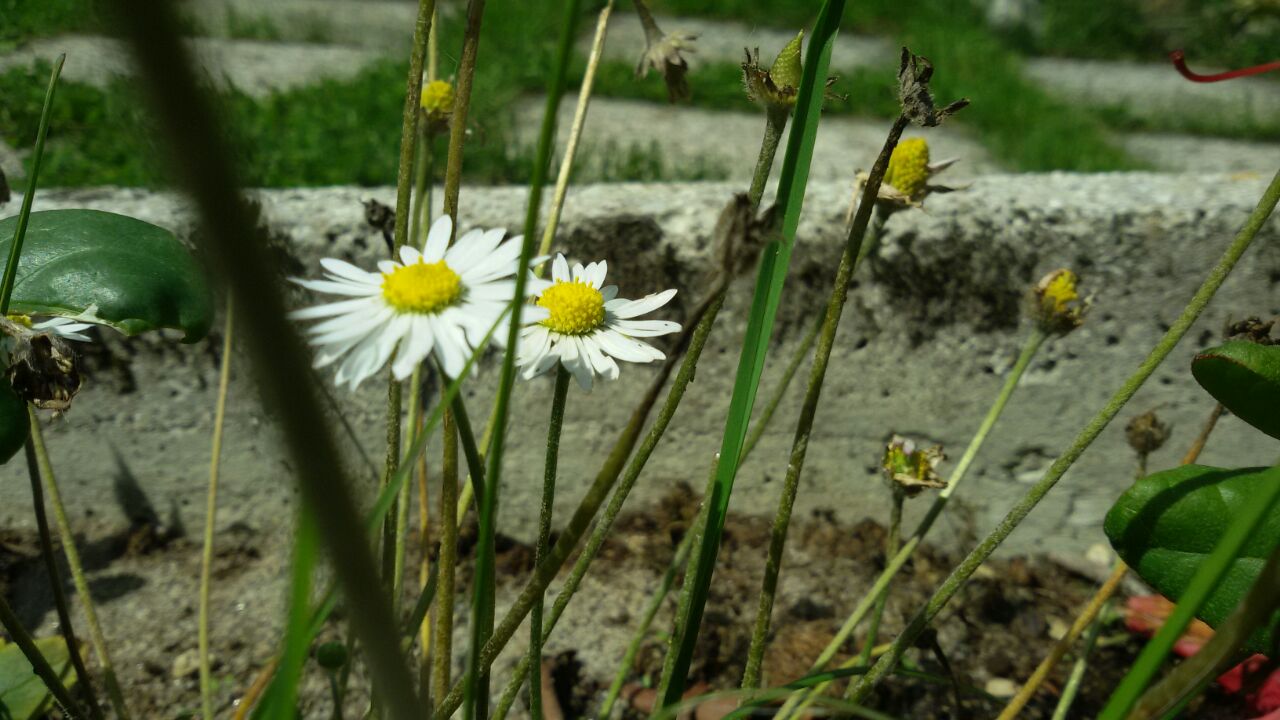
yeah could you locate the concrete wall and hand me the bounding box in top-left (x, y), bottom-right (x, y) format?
top-left (2, 173), bottom-right (1277, 558)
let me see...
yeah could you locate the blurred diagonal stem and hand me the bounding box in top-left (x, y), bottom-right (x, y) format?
top-left (739, 122), bottom-right (907, 692)
top-left (849, 168), bottom-right (1280, 703)
top-left (529, 367), bottom-right (571, 720)
top-left (28, 410), bottom-right (131, 719)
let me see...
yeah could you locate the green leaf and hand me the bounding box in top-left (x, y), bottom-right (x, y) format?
top-left (0, 377), bottom-right (28, 464)
top-left (0, 636), bottom-right (75, 719)
top-left (0, 209), bottom-right (214, 341)
top-left (1104, 464), bottom-right (1280, 653)
top-left (1192, 340), bottom-right (1280, 440)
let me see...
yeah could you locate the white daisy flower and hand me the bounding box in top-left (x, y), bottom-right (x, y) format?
top-left (6, 305), bottom-right (100, 342)
top-left (290, 215), bottom-right (550, 390)
top-left (518, 254), bottom-right (680, 390)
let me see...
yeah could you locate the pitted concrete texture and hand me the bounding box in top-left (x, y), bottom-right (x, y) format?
top-left (515, 95), bottom-right (1001, 181)
top-left (0, 35), bottom-right (384, 97)
top-left (0, 174), bottom-right (1277, 562)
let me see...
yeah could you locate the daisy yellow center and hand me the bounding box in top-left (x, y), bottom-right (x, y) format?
top-left (538, 280), bottom-right (604, 335)
top-left (381, 260), bottom-right (462, 314)
top-left (421, 80), bottom-right (454, 117)
top-left (5, 313), bottom-right (33, 328)
top-left (885, 137), bottom-right (930, 198)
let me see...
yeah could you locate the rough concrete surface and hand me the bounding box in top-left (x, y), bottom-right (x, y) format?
top-left (2, 174), bottom-right (1277, 564)
top-left (0, 35), bottom-right (384, 96)
top-left (516, 95), bottom-right (1001, 181)
top-left (1121, 133), bottom-right (1280, 174)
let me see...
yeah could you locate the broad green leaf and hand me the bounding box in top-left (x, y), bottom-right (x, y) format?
top-left (1192, 340), bottom-right (1280, 440)
top-left (0, 636), bottom-right (75, 719)
top-left (0, 209), bottom-right (214, 341)
top-left (0, 377), bottom-right (28, 464)
top-left (1105, 464), bottom-right (1280, 653)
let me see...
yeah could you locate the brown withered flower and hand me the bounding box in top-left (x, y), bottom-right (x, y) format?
top-left (1224, 316), bottom-right (1277, 345)
top-left (634, 0), bottom-right (697, 103)
top-left (1126, 410), bottom-right (1171, 457)
top-left (897, 47), bottom-right (969, 128)
top-left (1, 314), bottom-right (86, 411)
top-left (882, 434), bottom-right (946, 497)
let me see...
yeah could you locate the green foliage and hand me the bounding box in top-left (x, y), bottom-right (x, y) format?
top-left (0, 636), bottom-right (75, 719)
top-left (0, 210), bottom-right (214, 340)
top-left (0, 377), bottom-right (27, 465)
top-left (0, 0), bottom-right (99, 43)
top-left (1192, 340), bottom-right (1280, 439)
top-left (1104, 464), bottom-right (1280, 653)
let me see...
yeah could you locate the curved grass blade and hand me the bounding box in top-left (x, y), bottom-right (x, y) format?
top-left (659, 0), bottom-right (846, 706)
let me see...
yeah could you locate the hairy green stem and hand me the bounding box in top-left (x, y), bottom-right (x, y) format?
top-left (23, 441), bottom-right (100, 720)
top-left (1051, 600), bottom-right (1109, 720)
top-left (598, 520), bottom-right (699, 720)
top-left (849, 168), bottom-right (1280, 703)
top-left (859, 489), bottom-right (903, 669)
top-left (447, 286), bottom-right (728, 720)
top-left (1, 54), bottom-right (63, 314)
top-left (440, 0), bottom-right (484, 223)
top-left (739, 124), bottom-right (907, 692)
top-left (0, 591), bottom-right (81, 719)
top-left (432, 412), bottom-right (460, 701)
top-left (529, 367), bottom-right (570, 720)
top-left (766, 326), bottom-right (1047, 719)
top-left (199, 299), bottom-right (234, 720)
top-left (747, 110), bottom-right (787, 209)
top-left (28, 410), bottom-right (131, 719)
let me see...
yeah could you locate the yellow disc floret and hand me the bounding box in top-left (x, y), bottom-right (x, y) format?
top-left (421, 80), bottom-right (455, 120)
top-left (1042, 269), bottom-right (1079, 313)
top-left (885, 137), bottom-right (930, 198)
top-left (538, 280), bottom-right (604, 336)
top-left (6, 314), bottom-right (33, 328)
top-left (382, 260), bottom-right (462, 314)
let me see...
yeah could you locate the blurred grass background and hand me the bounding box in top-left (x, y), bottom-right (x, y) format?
top-left (1, 0), bottom-right (1276, 188)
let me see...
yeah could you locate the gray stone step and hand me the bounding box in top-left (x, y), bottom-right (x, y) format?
top-left (515, 95), bottom-right (1001, 183)
top-left (1121, 133), bottom-right (1280, 174)
top-left (3, 174), bottom-right (1276, 561)
top-left (177, 0), bottom-right (420, 49)
top-left (0, 34), bottom-right (384, 96)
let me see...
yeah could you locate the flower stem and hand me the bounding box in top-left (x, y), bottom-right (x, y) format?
top-left (441, 0), bottom-right (484, 223)
top-left (997, 561), bottom-right (1127, 719)
top-left (459, 288), bottom-right (728, 720)
top-left (859, 489), bottom-right (903, 669)
top-left (739, 126), bottom-right (907, 692)
top-left (0, 54), bottom-right (63, 314)
top-left (27, 408), bottom-right (131, 720)
top-left (848, 168), bottom-right (1280, 704)
top-left (747, 110), bottom-right (787, 209)
top-left (772, 327), bottom-right (1047, 720)
top-left (23, 440), bottom-right (101, 720)
top-left (0, 591), bottom-right (82, 719)
top-left (529, 366), bottom-right (570, 720)
top-left (198, 297), bottom-right (234, 720)
top-left (1050, 599), bottom-right (1109, 720)
top-left (432, 411), bottom-right (460, 700)
top-left (598, 518), bottom-right (698, 720)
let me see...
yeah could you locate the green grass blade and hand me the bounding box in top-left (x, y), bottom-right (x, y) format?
top-left (1099, 465), bottom-right (1280, 719)
top-left (0, 53), bottom-right (64, 314)
top-left (253, 510), bottom-right (319, 719)
top-left (659, 0), bottom-right (845, 707)
top-left (464, 1), bottom-right (582, 718)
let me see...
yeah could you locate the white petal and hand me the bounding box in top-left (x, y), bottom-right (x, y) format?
top-left (567, 338), bottom-right (594, 390)
top-left (424, 215), bottom-right (453, 262)
top-left (399, 245), bottom-right (422, 265)
top-left (580, 335), bottom-right (619, 381)
top-left (377, 260), bottom-right (398, 274)
top-left (552, 255), bottom-right (570, 282)
top-left (467, 281), bottom-right (518, 302)
top-left (608, 319), bottom-right (682, 337)
top-left (609, 289), bottom-right (677, 319)
top-left (393, 315), bottom-right (436, 379)
top-left (571, 262), bottom-right (586, 282)
top-left (590, 261), bottom-right (608, 289)
top-left (462, 236), bottom-right (524, 283)
top-left (445, 228), bottom-right (505, 274)
top-left (595, 328), bottom-right (662, 363)
top-left (295, 278), bottom-right (381, 297)
top-left (319, 258), bottom-right (379, 284)
top-left (431, 316), bottom-right (469, 379)
top-left (600, 285), bottom-right (619, 302)
top-left (517, 325), bottom-right (551, 368)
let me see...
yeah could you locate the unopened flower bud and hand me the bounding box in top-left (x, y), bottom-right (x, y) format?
top-left (1028, 269), bottom-right (1087, 335)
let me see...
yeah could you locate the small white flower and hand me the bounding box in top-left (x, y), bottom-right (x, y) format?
top-left (518, 254), bottom-right (680, 390)
top-left (290, 215), bottom-right (549, 390)
top-left (6, 305), bottom-right (101, 342)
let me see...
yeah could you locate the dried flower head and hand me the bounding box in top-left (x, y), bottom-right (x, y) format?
top-left (897, 47), bottom-right (969, 127)
top-left (882, 434), bottom-right (946, 496)
top-left (1224, 316), bottom-right (1277, 345)
top-left (1028, 269), bottom-right (1088, 335)
top-left (634, 0), bottom-right (697, 103)
top-left (421, 79), bottom-right (455, 127)
top-left (1126, 410), bottom-right (1170, 457)
top-left (743, 31), bottom-right (803, 111)
top-left (0, 314), bottom-right (86, 411)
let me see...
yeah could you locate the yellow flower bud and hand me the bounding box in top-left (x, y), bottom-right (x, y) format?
top-left (421, 80), bottom-right (454, 122)
top-left (1029, 269), bottom-right (1087, 335)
